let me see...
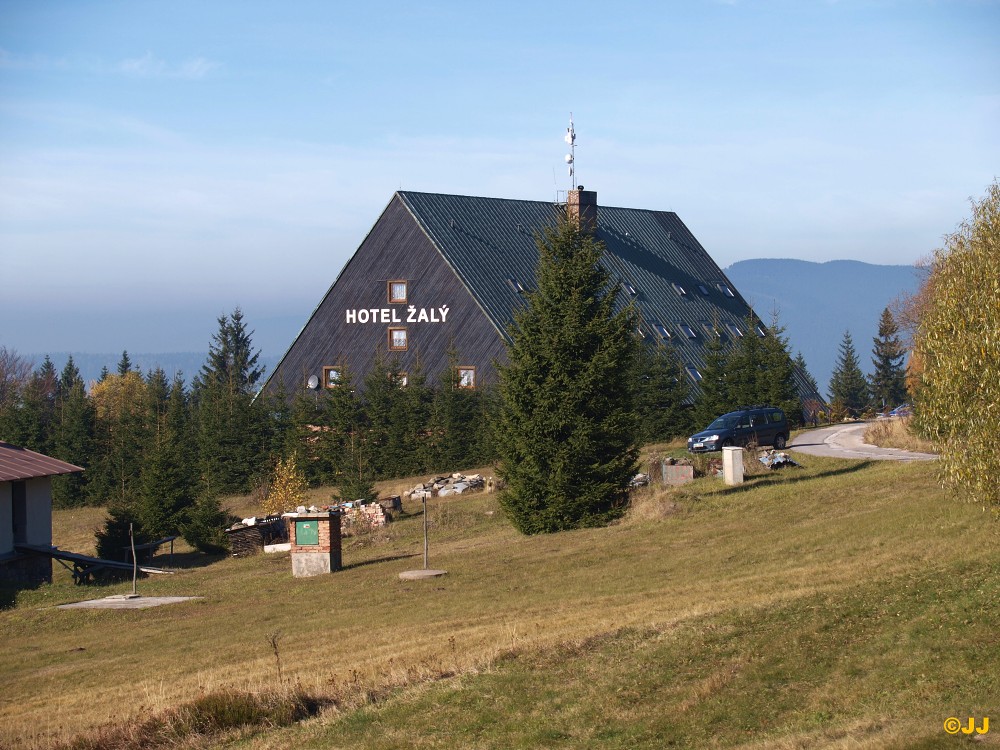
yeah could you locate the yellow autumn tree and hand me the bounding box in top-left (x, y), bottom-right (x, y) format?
top-left (263, 454), bottom-right (308, 516)
top-left (914, 180), bottom-right (1000, 508)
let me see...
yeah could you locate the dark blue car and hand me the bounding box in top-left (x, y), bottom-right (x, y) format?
top-left (687, 407), bottom-right (790, 453)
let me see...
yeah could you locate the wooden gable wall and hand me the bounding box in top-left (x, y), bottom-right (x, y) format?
top-left (267, 195), bottom-right (508, 394)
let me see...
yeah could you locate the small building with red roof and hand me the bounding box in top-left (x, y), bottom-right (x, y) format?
top-left (0, 441), bottom-right (83, 586)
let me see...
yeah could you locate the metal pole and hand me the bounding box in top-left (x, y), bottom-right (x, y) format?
top-left (130, 523), bottom-right (138, 596)
top-left (422, 496), bottom-right (428, 570)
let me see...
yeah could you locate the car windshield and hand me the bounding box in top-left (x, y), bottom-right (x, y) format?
top-left (707, 416), bottom-right (736, 430)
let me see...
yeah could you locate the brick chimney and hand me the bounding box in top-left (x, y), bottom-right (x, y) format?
top-left (567, 187), bottom-right (597, 232)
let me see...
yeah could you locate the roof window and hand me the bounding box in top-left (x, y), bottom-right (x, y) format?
top-left (507, 277), bottom-right (526, 294)
top-left (679, 323), bottom-right (697, 339)
top-left (725, 322), bottom-right (743, 338)
top-left (653, 323), bottom-right (672, 339)
top-left (685, 365), bottom-right (702, 382)
top-left (698, 284), bottom-right (710, 295)
top-left (716, 283), bottom-right (735, 298)
top-left (672, 282), bottom-right (687, 296)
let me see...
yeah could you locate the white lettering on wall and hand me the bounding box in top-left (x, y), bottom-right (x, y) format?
top-left (346, 305), bottom-right (452, 325)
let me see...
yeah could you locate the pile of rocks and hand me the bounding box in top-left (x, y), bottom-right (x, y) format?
top-left (340, 501), bottom-right (390, 535)
top-left (403, 473), bottom-right (486, 500)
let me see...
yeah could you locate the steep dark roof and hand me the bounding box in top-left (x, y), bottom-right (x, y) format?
top-left (0, 442), bottom-right (84, 482)
top-left (397, 191), bottom-right (759, 377)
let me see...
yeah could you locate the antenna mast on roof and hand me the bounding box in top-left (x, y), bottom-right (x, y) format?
top-left (564, 113), bottom-right (576, 191)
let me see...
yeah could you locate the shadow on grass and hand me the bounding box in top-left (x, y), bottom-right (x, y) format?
top-left (717, 460), bottom-right (877, 495)
top-left (341, 553), bottom-right (419, 572)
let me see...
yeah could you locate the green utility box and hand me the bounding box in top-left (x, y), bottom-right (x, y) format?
top-left (295, 520), bottom-right (319, 546)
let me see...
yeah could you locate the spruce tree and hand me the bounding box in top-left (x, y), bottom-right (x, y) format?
top-left (759, 312), bottom-right (803, 426)
top-left (52, 357), bottom-right (94, 508)
top-left (138, 375), bottom-right (196, 538)
top-left (691, 331), bottom-right (731, 429)
top-left (496, 218), bottom-right (639, 534)
top-left (794, 351), bottom-right (820, 395)
top-left (635, 341), bottom-right (691, 442)
top-left (429, 345), bottom-right (487, 471)
top-left (869, 307), bottom-right (908, 411)
top-left (193, 308), bottom-right (268, 496)
top-left (828, 331), bottom-right (870, 417)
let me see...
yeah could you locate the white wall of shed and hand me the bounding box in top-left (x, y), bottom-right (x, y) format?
top-left (25, 478), bottom-right (53, 547)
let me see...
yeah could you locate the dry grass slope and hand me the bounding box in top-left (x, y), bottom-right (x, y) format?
top-left (1, 455), bottom-right (996, 749)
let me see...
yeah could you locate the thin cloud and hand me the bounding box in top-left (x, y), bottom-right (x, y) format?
top-left (117, 52), bottom-right (221, 79)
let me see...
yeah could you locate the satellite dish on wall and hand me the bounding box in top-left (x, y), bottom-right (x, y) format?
top-left (307, 375), bottom-right (319, 390)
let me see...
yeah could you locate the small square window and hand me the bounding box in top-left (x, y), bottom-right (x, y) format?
top-left (457, 366), bottom-right (476, 389)
top-left (323, 366), bottom-right (342, 388)
top-left (388, 280), bottom-right (408, 304)
top-left (389, 327), bottom-right (408, 351)
top-left (679, 323), bottom-right (697, 339)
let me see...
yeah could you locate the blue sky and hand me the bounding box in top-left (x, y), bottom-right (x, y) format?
top-left (1, 0), bottom-right (998, 356)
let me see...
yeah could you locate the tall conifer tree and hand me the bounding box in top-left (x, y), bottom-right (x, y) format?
top-left (829, 330), bottom-right (870, 417)
top-left (869, 307), bottom-right (908, 411)
top-left (52, 356), bottom-right (94, 508)
top-left (496, 218), bottom-right (639, 534)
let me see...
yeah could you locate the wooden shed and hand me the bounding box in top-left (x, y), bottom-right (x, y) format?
top-left (0, 442), bottom-right (83, 586)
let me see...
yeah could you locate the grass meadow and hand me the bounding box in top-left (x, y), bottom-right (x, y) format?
top-left (1, 448), bottom-right (997, 749)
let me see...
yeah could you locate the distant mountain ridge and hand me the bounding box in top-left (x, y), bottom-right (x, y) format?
top-left (724, 259), bottom-right (925, 396)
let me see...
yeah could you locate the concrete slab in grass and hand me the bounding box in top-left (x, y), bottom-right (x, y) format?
top-left (57, 596), bottom-right (201, 610)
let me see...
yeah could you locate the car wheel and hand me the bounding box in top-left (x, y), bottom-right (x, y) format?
top-left (774, 434), bottom-right (787, 450)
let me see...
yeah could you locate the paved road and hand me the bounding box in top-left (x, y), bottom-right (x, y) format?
top-left (789, 421), bottom-right (938, 462)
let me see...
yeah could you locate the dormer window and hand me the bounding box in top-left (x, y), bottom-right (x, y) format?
top-left (388, 280), bottom-right (408, 304)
